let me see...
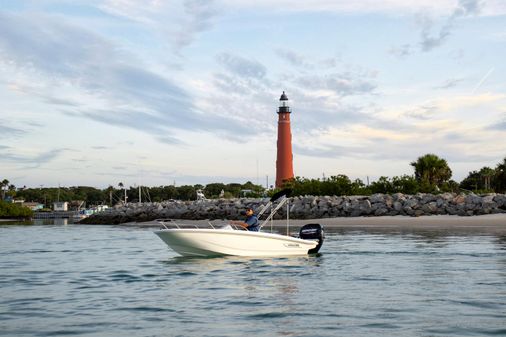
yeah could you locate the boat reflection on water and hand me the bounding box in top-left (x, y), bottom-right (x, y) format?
top-left (160, 253), bottom-right (324, 336)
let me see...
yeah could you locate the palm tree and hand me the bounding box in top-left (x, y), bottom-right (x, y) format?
top-left (1, 179), bottom-right (9, 200)
top-left (7, 184), bottom-right (16, 198)
top-left (494, 157), bottom-right (506, 193)
top-left (479, 167), bottom-right (495, 191)
top-left (411, 154), bottom-right (452, 187)
top-left (106, 185), bottom-right (114, 206)
top-left (118, 182), bottom-right (127, 204)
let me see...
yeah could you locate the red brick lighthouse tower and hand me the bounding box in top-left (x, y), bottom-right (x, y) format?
top-left (275, 91), bottom-right (294, 188)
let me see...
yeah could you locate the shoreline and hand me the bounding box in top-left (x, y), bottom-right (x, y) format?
top-left (80, 193), bottom-right (506, 225)
top-left (0, 218), bottom-right (24, 222)
top-left (126, 214), bottom-right (506, 234)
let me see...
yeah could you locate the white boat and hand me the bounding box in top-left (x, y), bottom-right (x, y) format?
top-left (154, 190), bottom-right (324, 257)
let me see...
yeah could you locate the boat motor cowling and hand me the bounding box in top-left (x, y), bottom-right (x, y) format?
top-left (299, 223), bottom-right (324, 254)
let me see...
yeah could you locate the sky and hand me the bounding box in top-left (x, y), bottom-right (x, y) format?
top-left (0, 0), bottom-right (505, 189)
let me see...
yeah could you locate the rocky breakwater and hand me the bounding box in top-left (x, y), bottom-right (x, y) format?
top-left (79, 193), bottom-right (506, 224)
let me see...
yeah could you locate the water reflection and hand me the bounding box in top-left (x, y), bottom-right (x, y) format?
top-left (2, 225), bottom-right (506, 337)
top-left (161, 254), bottom-right (322, 274)
top-left (327, 227), bottom-right (506, 246)
top-left (494, 235), bottom-right (506, 249)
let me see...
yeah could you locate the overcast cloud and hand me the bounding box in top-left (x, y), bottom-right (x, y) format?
top-left (0, 1), bottom-right (504, 186)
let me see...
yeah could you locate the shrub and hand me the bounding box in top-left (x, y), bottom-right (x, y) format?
top-left (0, 201), bottom-right (33, 218)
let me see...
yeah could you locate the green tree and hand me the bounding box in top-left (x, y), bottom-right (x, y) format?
top-left (106, 185), bottom-right (114, 206)
top-left (370, 176), bottom-right (394, 194)
top-left (460, 166), bottom-right (495, 192)
top-left (225, 183), bottom-right (242, 197)
top-left (1, 179), bottom-right (9, 200)
top-left (411, 154), bottom-right (452, 191)
top-left (177, 185), bottom-right (196, 200)
top-left (440, 180), bottom-right (460, 193)
top-left (0, 200), bottom-right (33, 218)
top-left (392, 175), bottom-right (419, 194)
top-left (6, 184), bottom-right (16, 198)
top-left (205, 183), bottom-right (227, 198)
top-left (495, 157), bottom-right (506, 193)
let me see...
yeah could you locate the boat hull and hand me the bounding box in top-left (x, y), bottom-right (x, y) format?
top-left (154, 229), bottom-right (319, 257)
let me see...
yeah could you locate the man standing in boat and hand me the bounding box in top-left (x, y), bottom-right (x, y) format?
top-left (230, 208), bottom-right (259, 231)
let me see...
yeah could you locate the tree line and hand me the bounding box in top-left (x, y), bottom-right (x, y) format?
top-left (1, 181), bottom-right (265, 209)
top-left (1, 154), bottom-right (505, 208)
top-left (285, 154), bottom-right (505, 196)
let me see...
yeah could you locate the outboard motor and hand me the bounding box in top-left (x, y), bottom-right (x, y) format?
top-left (299, 223), bottom-right (324, 254)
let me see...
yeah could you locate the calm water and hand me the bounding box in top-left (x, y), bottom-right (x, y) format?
top-left (1, 223), bottom-right (506, 337)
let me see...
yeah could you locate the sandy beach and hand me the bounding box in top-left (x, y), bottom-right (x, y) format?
top-left (130, 214), bottom-right (506, 234)
top-left (283, 214), bottom-right (506, 234)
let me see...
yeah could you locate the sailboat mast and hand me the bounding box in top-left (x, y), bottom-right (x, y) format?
top-left (286, 199), bottom-right (290, 236)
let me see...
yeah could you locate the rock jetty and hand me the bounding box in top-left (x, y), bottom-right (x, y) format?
top-left (79, 193), bottom-right (506, 224)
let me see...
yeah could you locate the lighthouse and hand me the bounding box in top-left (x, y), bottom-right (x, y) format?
top-left (275, 91), bottom-right (294, 188)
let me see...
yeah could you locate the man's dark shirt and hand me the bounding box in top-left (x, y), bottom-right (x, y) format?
top-left (245, 214), bottom-right (259, 231)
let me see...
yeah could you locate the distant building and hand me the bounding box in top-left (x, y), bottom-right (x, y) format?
top-left (23, 202), bottom-right (44, 211)
top-left (94, 205), bottom-right (109, 212)
top-left (53, 202), bottom-right (69, 211)
top-left (69, 200), bottom-right (85, 211)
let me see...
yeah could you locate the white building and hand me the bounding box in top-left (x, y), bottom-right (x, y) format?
top-left (53, 202), bottom-right (69, 211)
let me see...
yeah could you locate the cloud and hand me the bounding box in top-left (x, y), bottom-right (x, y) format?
top-left (490, 121), bottom-right (506, 130)
top-left (294, 143), bottom-right (369, 159)
top-left (0, 11), bottom-right (252, 143)
top-left (0, 124), bottom-right (25, 138)
top-left (294, 135), bottom-right (497, 164)
top-left (403, 105), bottom-right (438, 120)
top-left (389, 0), bottom-right (484, 55)
top-left (275, 49), bottom-right (309, 68)
top-left (221, 0), bottom-right (503, 16)
top-left (275, 49), bottom-right (340, 70)
top-left (216, 53), bottom-right (267, 79)
top-left (44, 97), bottom-right (80, 107)
top-left (388, 44), bottom-right (413, 58)
top-left (1, 148), bottom-right (67, 167)
top-left (417, 14), bottom-right (452, 52)
top-left (156, 135), bottom-right (185, 145)
top-left (296, 71), bottom-right (377, 97)
top-left (174, 0), bottom-right (218, 50)
top-left (418, 0), bottom-right (483, 52)
top-left (434, 78), bottom-right (465, 89)
top-left (99, 0), bottom-right (219, 52)
top-left (488, 115), bottom-right (506, 130)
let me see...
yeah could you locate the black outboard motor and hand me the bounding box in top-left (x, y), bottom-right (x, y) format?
top-left (299, 223), bottom-right (324, 254)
